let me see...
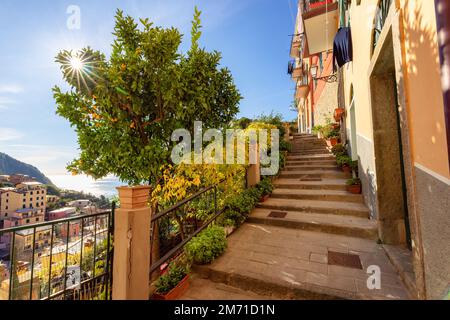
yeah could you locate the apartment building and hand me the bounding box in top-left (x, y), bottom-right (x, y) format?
top-left (289, 0), bottom-right (339, 133)
top-left (0, 182), bottom-right (47, 232)
top-left (290, 0), bottom-right (450, 299)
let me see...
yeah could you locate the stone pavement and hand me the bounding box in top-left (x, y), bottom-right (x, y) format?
top-left (179, 134), bottom-right (411, 300)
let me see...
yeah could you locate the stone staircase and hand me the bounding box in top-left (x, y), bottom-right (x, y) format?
top-left (251, 134), bottom-right (377, 240)
top-left (180, 134), bottom-right (410, 300)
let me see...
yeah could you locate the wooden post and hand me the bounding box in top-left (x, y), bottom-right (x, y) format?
top-left (112, 186), bottom-right (151, 300)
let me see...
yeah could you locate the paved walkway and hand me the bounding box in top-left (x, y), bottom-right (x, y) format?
top-left (180, 134), bottom-right (411, 300)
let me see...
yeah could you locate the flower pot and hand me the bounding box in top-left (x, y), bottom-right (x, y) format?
top-left (334, 108), bottom-right (345, 122)
top-left (342, 165), bottom-right (352, 173)
top-left (347, 184), bottom-right (362, 194)
top-left (153, 275), bottom-right (190, 300)
top-left (326, 138), bottom-right (338, 148)
top-left (260, 194), bottom-right (270, 202)
top-left (331, 123), bottom-right (340, 130)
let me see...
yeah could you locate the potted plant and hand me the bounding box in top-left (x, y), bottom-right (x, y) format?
top-left (331, 144), bottom-right (347, 157)
top-left (337, 155), bottom-right (353, 173)
top-left (346, 178), bottom-right (362, 194)
top-left (334, 108), bottom-right (345, 122)
top-left (325, 130), bottom-right (340, 147)
top-left (257, 178), bottom-right (273, 202)
top-left (312, 125), bottom-right (323, 139)
top-left (153, 261), bottom-right (190, 300)
top-left (185, 226), bottom-right (227, 265)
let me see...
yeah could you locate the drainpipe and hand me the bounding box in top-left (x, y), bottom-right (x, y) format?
top-left (435, 0), bottom-right (450, 169)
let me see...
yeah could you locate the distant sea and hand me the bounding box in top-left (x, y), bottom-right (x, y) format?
top-left (48, 174), bottom-right (123, 198)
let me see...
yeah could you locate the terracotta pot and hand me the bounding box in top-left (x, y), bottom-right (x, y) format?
top-left (334, 108), bottom-right (345, 122)
top-left (326, 138), bottom-right (338, 147)
top-left (260, 194), bottom-right (270, 202)
top-left (331, 123), bottom-right (340, 130)
top-left (347, 184), bottom-right (362, 194)
top-left (153, 275), bottom-right (190, 300)
top-left (342, 165), bottom-right (352, 173)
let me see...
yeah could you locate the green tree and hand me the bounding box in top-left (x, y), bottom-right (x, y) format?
top-left (53, 8), bottom-right (241, 186)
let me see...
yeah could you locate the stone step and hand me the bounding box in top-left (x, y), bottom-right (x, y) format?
top-left (290, 150), bottom-right (330, 155)
top-left (287, 155), bottom-right (334, 161)
top-left (271, 188), bottom-right (364, 203)
top-left (284, 165), bottom-right (341, 172)
top-left (248, 208), bottom-right (377, 240)
top-left (273, 179), bottom-right (348, 191)
top-left (286, 160), bottom-right (337, 166)
top-left (256, 198), bottom-right (370, 218)
top-left (279, 170), bottom-right (350, 180)
top-left (191, 224), bottom-right (410, 300)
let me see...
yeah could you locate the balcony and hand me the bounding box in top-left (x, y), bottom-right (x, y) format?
top-left (295, 75), bottom-right (310, 100)
top-left (290, 34), bottom-right (302, 58)
top-left (301, 0), bottom-right (339, 56)
top-left (291, 67), bottom-right (304, 80)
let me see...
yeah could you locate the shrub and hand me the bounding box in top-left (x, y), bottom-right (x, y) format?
top-left (336, 155), bottom-right (352, 167)
top-left (185, 226), bottom-right (227, 264)
top-left (280, 140), bottom-right (292, 153)
top-left (257, 178), bottom-right (273, 196)
top-left (222, 185), bottom-right (261, 227)
top-left (331, 144), bottom-right (347, 156)
top-left (155, 261), bottom-right (189, 295)
top-left (312, 125), bottom-right (323, 135)
top-left (346, 178), bottom-right (361, 186)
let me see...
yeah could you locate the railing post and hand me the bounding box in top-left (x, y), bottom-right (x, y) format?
top-left (246, 144), bottom-right (261, 188)
top-left (112, 186), bottom-right (152, 300)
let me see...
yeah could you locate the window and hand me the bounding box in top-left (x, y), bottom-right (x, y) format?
top-left (5, 206), bottom-right (8, 210)
top-left (36, 191), bottom-right (40, 194)
top-left (36, 218), bottom-right (39, 222)
top-left (6, 199), bottom-right (8, 203)
top-left (26, 219), bottom-right (30, 223)
top-left (30, 192), bottom-right (33, 195)
top-left (30, 198), bottom-right (33, 201)
top-left (23, 199), bottom-right (26, 202)
top-left (22, 205), bottom-right (26, 209)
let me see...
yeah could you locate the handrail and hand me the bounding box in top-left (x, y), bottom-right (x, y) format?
top-left (0, 210), bottom-right (111, 234)
top-left (151, 181), bottom-right (223, 222)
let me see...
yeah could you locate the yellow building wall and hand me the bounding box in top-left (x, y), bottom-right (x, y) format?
top-left (399, 0), bottom-right (450, 179)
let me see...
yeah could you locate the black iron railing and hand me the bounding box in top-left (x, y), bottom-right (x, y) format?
top-left (149, 181), bottom-right (227, 275)
top-left (0, 204), bottom-right (114, 300)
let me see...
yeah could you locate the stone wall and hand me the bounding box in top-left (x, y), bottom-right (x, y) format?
top-left (313, 82), bottom-right (338, 127)
top-left (414, 165), bottom-right (450, 299)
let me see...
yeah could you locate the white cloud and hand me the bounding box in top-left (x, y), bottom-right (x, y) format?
top-left (0, 84), bottom-right (24, 94)
top-left (0, 128), bottom-right (24, 141)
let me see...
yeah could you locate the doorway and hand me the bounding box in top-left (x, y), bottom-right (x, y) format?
top-left (369, 28), bottom-right (412, 247)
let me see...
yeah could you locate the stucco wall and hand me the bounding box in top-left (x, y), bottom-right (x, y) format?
top-left (414, 165), bottom-right (450, 299)
top-left (400, 0), bottom-right (450, 180)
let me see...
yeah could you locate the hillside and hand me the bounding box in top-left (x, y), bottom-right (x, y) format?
top-left (0, 152), bottom-right (53, 185)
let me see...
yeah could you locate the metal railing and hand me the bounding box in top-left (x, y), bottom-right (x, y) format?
top-left (301, 0), bottom-right (335, 14)
top-left (0, 204), bottom-right (115, 300)
top-left (149, 180), bottom-right (228, 274)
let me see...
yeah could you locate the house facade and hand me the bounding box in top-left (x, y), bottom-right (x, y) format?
top-left (291, 0), bottom-right (450, 299)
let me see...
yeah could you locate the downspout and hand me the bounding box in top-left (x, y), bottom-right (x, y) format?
top-left (435, 0), bottom-right (450, 169)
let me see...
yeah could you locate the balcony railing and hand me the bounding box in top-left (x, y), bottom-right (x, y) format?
top-left (149, 180), bottom-right (230, 275)
top-left (302, 0), bottom-right (335, 14)
top-left (0, 207), bottom-right (114, 300)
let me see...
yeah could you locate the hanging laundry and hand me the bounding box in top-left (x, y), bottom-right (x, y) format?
top-left (333, 27), bottom-right (353, 72)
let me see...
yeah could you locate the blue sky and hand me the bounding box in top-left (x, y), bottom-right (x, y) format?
top-left (0, 0), bottom-right (297, 175)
